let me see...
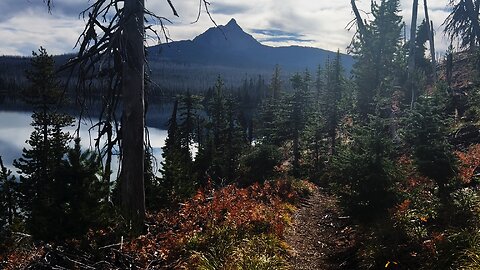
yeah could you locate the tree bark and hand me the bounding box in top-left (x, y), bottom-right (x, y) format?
top-left (409, 0), bottom-right (419, 108)
top-left (429, 20), bottom-right (437, 82)
top-left (351, 0), bottom-right (367, 39)
top-left (423, 0), bottom-right (437, 83)
top-left (120, 0), bottom-right (146, 234)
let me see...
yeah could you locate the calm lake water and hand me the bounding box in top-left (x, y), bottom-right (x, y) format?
top-left (0, 110), bottom-right (168, 175)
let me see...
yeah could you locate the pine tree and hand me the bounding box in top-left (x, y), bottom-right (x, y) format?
top-left (303, 53), bottom-right (349, 180)
top-left (0, 156), bottom-right (16, 234)
top-left (350, 0), bottom-right (403, 118)
top-left (323, 52), bottom-right (346, 155)
top-left (54, 138), bottom-right (106, 237)
top-left (222, 97), bottom-right (247, 181)
top-left (270, 65), bottom-right (282, 100)
top-left (258, 66), bottom-right (284, 145)
top-left (444, 0), bottom-right (480, 49)
top-left (160, 99), bottom-right (195, 204)
top-left (0, 156), bottom-right (17, 253)
top-left (13, 48), bottom-right (75, 240)
top-left (414, 20), bottom-right (432, 74)
top-left (403, 92), bottom-right (457, 199)
top-left (273, 73), bottom-right (311, 176)
top-left (195, 77), bottom-right (247, 184)
top-left (331, 116), bottom-right (398, 219)
top-left (178, 90), bottom-right (202, 154)
top-left (144, 148), bottom-right (162, 210)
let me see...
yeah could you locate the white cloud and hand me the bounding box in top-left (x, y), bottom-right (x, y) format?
top-left (0, 8), bottom-right (84, 55)
top-left (0, 0), bottom-right (453, 56)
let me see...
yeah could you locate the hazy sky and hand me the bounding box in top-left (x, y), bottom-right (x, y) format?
top-left (0, 0), bottom-right (452, 56)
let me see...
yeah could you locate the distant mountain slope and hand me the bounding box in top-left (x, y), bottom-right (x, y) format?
top-left (0, 19), bottom-right (354, 94)
top-left (148, 18), bottom-right (354, 73)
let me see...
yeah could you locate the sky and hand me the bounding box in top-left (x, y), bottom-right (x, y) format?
top-left (0, 0), bottom-right (452, 56)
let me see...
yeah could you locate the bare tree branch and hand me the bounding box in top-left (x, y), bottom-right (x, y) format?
top-left (166, 0), bottom-right (179, 17)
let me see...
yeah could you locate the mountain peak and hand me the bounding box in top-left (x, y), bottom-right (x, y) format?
top-left (225, 18), bottom-right (239, 28)
top-left (193, 18), bottom-right (260, 50)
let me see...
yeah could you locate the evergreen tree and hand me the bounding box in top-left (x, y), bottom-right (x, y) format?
top-left (303, 53), bottom-right (349, 180)
top-left (270, 65), bottom-right (282, 100)
top-left (414, 20), bottom-right (432, 74)
top-left (272, 73), bottom-right (311, 176)
top-left (54, 138), bottom-right (106, 237)
top-left (14, 113), bottom-right (74, 240)
top-left (323, 52), bottom-right (346, 155)
top-left (403, 92), bottom-right (457, 199)
top-left (303, 103), bottom-right (326, 180)
top-left (144, 147), bottom-right (162, 210)
top-left (314, 64), bottom-right (325, 100)
top-left (13, 48), bottom-right (75, 240)
top-left (258, 66), bottom-right (284, 145)
top-left (178, 90), bottom-right (202, 153)
top-left (22, 47), bottom-right (62, 109)
top-left (350, 0), bottom-right (403, 118)
top-left (0, 156), bottom-right (16, 234)
top-left (160, 99), bottom-right (195, 204)
top-left (331, 116), bottom-right (398, 220)
top-left (444, 0), bottom-right (480, 49)
top-left (196, 76), bottom-right (247, 184)
top-left (222, 97), bottom-right (247, 181)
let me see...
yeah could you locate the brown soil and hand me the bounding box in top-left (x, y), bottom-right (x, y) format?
top-left (285, 187), bottom-right (358, 270)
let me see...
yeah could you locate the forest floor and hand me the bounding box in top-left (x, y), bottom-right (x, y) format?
top-left (285, 187), bottom-right (359, 269)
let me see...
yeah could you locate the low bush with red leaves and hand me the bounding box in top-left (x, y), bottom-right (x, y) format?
top-left (123, 179), bottom-right (315, 268)
top-left (2, 179), bottom-right (316, 269)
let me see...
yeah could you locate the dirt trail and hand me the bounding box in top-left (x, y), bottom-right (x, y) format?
top-left (285, 187), bottom-right (358, 269)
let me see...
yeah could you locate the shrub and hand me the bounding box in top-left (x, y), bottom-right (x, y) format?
top-left (238, 144), bottom-right (282, 186)
top-left (330, 117), bottom-right (398, 221)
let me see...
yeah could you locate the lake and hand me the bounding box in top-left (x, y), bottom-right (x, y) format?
top-left (0, 110), bottom-right (168, 176)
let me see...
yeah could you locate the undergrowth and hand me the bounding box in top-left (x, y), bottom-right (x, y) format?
top-left (1, 178), bottom-right (316, 269)
top-left (348, 146), bottom-right (480, 269)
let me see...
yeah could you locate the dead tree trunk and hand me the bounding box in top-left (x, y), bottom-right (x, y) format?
top-left (423, 0), bottom-right (437, 83)
top-left (120, 0), bottom-right (146, 234)
top-left (430, 20), bottom-right (436, 79)
top-left (409, 0), bottom-right (419, 108)
top-left (351, 0), bottom-right (367, 39)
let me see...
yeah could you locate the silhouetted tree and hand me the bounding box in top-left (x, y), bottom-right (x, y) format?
top-left (13, 48), bottom-right (75, 240)
top-left (55, 138), bottom-right (106, 237)
top-left (0, 156), bottom-right (16, 232)
top-left (444, 0), bottom-right (480, 49)
top-left (160, 100), bottom-right (195, 204)
top-left (44, 0), bottom-right (215, 234)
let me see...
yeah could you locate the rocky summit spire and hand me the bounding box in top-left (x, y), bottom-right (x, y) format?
top-left (193, 18), bottom-right (260, 50)
top-left (225, 18), bottom-right (241, 30)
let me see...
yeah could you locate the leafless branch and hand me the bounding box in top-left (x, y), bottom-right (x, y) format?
top-left (166, 0), bottom-right (179, 17)
top-left (192, 0), bottom-right (218, 27)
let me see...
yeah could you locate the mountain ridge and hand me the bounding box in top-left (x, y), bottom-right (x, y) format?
top-left (147, 18), bottom-right (354, 73)
top-left (0, 19), bottom-right (354, 93)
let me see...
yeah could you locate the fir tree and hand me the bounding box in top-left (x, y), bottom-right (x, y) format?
top-left (331, 116), bottom-right (398, 220)
top-left (350, 0), bottom-right (403, 118)
top-left (13, 48), bottom-right (75, 240)
top-left (160, 99), bottom-right (195, 204)
top-left (272, 73), bottom-right (312, 177)
top-left (0, 156), bottom-right (16, 234)
top-left (323, 52), bottom-right (346, 155)
top-left (403, 92), bottom-right (458, 199)
top-left (270, 65), bottom-right (282, 100)
top-left (54, 138), bottom-right (106, 237)
top-left (196, 76), bottom-right (247, 184)
top-left (444, 0), bottom-right (480, 49)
